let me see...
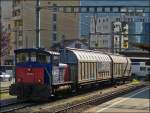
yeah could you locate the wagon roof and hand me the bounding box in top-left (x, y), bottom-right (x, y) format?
top-left (110, 55), bottom-right (128, 63)
top-left (66, 48), bottom-right (111, 62)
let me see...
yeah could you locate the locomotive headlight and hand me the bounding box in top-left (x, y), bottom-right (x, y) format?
top-left (38, 79), bottom-right (41, 83)
top-left (17, 78), bottom-right (21, 82)
top-left (27, 68), bottom-right (31, 72)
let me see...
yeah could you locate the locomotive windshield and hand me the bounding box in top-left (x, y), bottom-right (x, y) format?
top-left (16, 51), bottom-right (50, 64)
top-left (37, 52), bottom-right (50, 64)
top-left (16, 52), bottom-right (29, 63)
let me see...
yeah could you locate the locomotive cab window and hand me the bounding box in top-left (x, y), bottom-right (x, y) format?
top-left (140, 67), bottom-right (146, 71)
top-left (147, 67), bottom-right (150, 72)
top-left (53, 55), bottom-right (59, 66)
top-left (37, 53), bottom-right (50, 64)
top-left (16, 52), bottom-right (29, 63)
top-left (30, 52), bottom-right (36, 62)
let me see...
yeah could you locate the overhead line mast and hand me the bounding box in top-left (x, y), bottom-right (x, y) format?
top-left (36, 0), bottom-right (40, 48)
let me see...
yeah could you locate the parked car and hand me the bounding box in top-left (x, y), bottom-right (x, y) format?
top-left (0, 71), bottom-right (12, 81)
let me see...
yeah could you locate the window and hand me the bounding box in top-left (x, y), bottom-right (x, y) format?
top-left (37, 53), bottom-right (50, 64)
top-left (53, 33), bottom-right (57, 41)
top-left (53, 13), bottom-right (57, 21)
top-left (14, 20), bottom-right (23, 26)
top-left (30, 52), bottom-right (36, 62)
top-left (16, 52), bottom-right (29, 63)
top-left (53, 4), bottom-right (57, 12)
top-left (146, 62), bottom-right (150, 66)
top-left (18, 40), bottom-right (23, 47)
top-left (106, 18), bottom-right (109, 22)
top-left (18, 31), bottom-right (22, 36)
top-left (99, 19), bottom-right (101, 22)
top-left (140, 67), bottom-right (146, 71)
top-left (8, 24), bottom-right (11, 30)
top-left (116, 18), bottom-right (120, 22)
top-left (147, 67), bottom-right (150, 72)
top-left (53, 24), bottom-right (57, 31)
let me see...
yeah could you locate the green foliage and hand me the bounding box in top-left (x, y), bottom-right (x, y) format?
top-left (0, 93), bottom-right (16, 100)
top-left (132, 79), bottom-right (140, 84)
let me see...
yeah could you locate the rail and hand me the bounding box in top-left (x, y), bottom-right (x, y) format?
top-left (0, 100), bottom-right (35, 113)
top-left (53, 83), bottom-right (145, 113)
top-left (0, 87), bottom-right (9, 93)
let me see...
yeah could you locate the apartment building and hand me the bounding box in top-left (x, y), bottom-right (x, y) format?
top-left (90, 15), bottom-right (129, 53)
top-left (90, 16), bottom-right (114, 52)
top-left (1, 1), bottom-right (14, 65)
top-left (12, 0), bottom-right (36, 49)
top-left (12, 0), bottom-right (80, 49)
top-left (2, 20), bottom-right (15, 65)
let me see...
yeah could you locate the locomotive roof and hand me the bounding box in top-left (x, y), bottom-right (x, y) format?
top-left (14, 48), bottom-right (59, 55)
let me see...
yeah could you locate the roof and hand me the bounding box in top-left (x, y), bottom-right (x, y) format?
top-left (67, 48), bottom-right (111, 62)
top-left (47, 51), bottom-right (60, 55)
top-left (110, 55), bottom-right (128, 63)
top-left (14, 48), bottom-right (59, 55)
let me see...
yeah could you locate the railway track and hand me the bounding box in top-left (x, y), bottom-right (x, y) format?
top-left (52, 83), bottom-right (146, 113)
top-left (0, 100), bottom-right (35, 113)
top-left (0, 87), bottom-right (9, 93)
top-left (2, 82), bottom-right (146, 113)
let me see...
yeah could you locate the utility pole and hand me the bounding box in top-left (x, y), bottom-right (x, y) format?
top-left (111, 22), bottom-right (114, 53)
top-left (36, 0), bottom-right (40, 48)
top-left (0, 0), bottom-right (2, 65)
top-left (119, 26), bottom-right (122, 53)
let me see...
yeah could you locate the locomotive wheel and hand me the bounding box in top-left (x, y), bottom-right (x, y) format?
top-left (17, 95), bottom-right (23, 100)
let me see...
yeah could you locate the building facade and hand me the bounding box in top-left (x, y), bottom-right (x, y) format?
top-left (80, 0), bottom-right (149, 53)
top-left (1, 20), bottom-right (15, 65)
top-left (12, 0), bottom-right (80, 49)
top-left (141, 23), bottom-right (150, 45)
top-left (89, 15), bottom-right (129, 53)
top-left (128, 22), bottom-right (150, 49)
top-left (1, 1), bottom-right (14, 65)
top-left (90, 16), bottom-right (112, 52)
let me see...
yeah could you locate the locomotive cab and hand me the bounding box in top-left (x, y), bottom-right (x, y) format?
top-left (9, 48), bottom-right (59, 99)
